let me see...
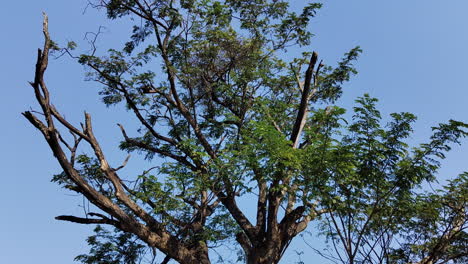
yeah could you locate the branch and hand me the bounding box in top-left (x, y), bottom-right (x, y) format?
top-left (160, 255), bottom-right (172, 264)
top-left (290, 63), bottom-right (303, 92)
top-left (236, 231), bottom-right (252, 254)
top-left (256, 175), bottom-right (267, 236)
top-left (50, 105), bottom-right (89, 140)
top-left (263, 107), bottom-right (283, 134)
top-left (113, 154), bottom-right (131, 171)
top-left (295, 207), bottom-right (330, 235)
top-left (285, 184), bottom-right (298, 215)
top-left (56, 215), bottom-right (118, 225)
top-left (150, 16), bottom-right (217, 160)
top-left (218, 191), bottom-right (257, 244)
top-left (29, 13), bottom-right (54, 130)
top-left (280, 205), bottom-right (306, 237)
top-left (84, 113), bottom-right (168, 234)
top-left (290, 52), bottom-right (319, 148)
top-left (117, 123), bottom-right (197, 171)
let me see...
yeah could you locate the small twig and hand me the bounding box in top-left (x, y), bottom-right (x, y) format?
top-left (265, 109), bottom-right (283, 134)
top-left (290, 62), bottom-right (304, 92)
top-left (114, 154), bottom-right (131, 171)
top-left (215, 132), bottom-right (227, 152)
top-left (57, 132), bottom-right (73, 151)
top-left (84, 25), bottom-right (106, 56)
top-left (29, 108), bottom-right (45, 116)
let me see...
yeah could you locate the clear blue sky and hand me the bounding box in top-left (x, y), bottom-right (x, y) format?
top-left (1, 1), bottom-right (468, 263)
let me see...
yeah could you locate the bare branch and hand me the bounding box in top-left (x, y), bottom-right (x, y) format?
top-left (290, 62), bottom-right (304, 92)
top-left (290, 52), bottom-right (319, 149)
top-left (56, 214), bottom-right (118, 225)
top-left (114, 154), bottom-right (131, 171)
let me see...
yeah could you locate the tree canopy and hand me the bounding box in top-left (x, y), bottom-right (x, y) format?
top-left (24, 1), bottom-right (467, 263)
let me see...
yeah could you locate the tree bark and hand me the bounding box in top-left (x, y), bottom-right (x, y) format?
top-left (246, 242), bottom-right (283, 264)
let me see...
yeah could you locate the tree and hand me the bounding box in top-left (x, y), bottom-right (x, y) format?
top-left (304, 96), bottom-right (468, 264)
top-left (389, 173), bottom-right (468, 264)
top-left (23, 1), bottom-right (467, 264)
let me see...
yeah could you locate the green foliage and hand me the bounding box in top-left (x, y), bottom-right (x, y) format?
top-left (315, 46), bottom-right (362, 103)
top-left (67, 41), bottom-right (78, 50)
top-left (311, 95), bottom-right (468, 263)
top-left (75, 226), bottom-right (150, 264)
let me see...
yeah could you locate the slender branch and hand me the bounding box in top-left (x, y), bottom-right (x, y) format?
top-left (290, 63), bottom-right (303, 92)
top-left (117, 123), bottom-right (197, 171)
top-left (56, 215), bottom-right (118, 225)
top-left (113, 154), bottom-right (131, 171)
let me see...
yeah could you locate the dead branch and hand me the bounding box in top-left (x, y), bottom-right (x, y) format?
top-left (290, 52), bottom-right (319, 148)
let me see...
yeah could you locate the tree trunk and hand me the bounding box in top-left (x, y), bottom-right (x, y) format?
top-left (247, 249), bottom-right (281, 264)
top-left (246, 239), bottom-right (284, 264)
top-left (183, 244), bottom-right (211, 264)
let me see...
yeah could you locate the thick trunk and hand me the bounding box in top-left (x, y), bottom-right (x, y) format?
top-left (193, 254), bottom-right (211, 264)
top-left (246, 238), bottom-right (284, 264)
top-left (246, 249), bottom-right (281, 264)
top-left (180, 243), bottom-right (211, 264)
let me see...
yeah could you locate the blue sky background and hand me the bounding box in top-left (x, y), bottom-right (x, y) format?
top-left (1, 1), bottom-right (468, 263)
